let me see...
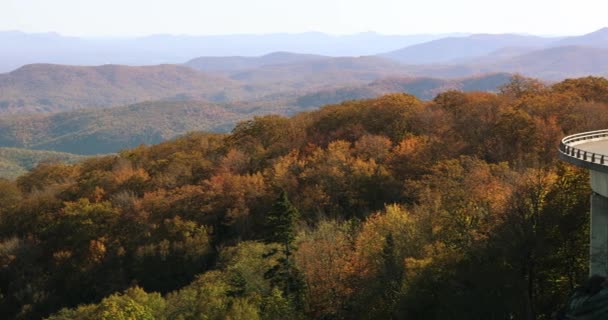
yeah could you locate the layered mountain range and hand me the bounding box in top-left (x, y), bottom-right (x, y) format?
top-left (0, 31), bottom-right (460, 73)
top-left (0, 27), bottom-right (607, 172)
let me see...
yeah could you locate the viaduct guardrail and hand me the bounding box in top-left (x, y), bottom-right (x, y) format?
top-left (559, 129), bottom-right (608, 172)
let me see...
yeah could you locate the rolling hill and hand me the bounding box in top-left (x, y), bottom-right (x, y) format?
top-left (0, 57), bottom-right (415, 115)
top-left (0, 64), bottom-right (239, 114)
top-left (0, 72), bottom-right (516, 155)
top-left (0, 99), bottom-right (295, 154)
top-left (295, 73), bottom-right (513, 106)
top-left (226, 56), bottom-right (409, 88)
top-left (0, 147), bottom-right (85, 179)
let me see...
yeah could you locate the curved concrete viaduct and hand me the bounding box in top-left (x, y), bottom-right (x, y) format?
top-left (560, 129), bottom-right (608, 277)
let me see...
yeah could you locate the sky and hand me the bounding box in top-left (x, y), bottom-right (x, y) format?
top-left (2, 0), bottom-right (607, 37)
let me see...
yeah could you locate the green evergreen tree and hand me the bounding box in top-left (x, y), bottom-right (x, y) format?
top-left (379, 233), bottom-right (402, 318)
top-left (265, 190), bottom-right (299, 248)
top-left (359, 233), bottom-right (403, 320)
top-left (263, 190), bottom-right (304, 308)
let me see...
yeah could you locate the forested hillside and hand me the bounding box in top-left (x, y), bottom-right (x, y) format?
top-left (0, 100), bottom-right (274, 155)
top-left (295, 72), bottom-right (512, 106)
top-left (0, 64), bottom-right (238, 113)
top-left (0, 148), bottom-right (84, 179)
top-left (0, 60), bottom-right (508, 116)
top-left (1, 76), bottom-right (608, 319)
top-left (0, 74), bottom-right (510, 157)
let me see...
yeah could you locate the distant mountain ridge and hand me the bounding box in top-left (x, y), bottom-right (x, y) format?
top-left (482, 46), bottom-right (608, 80)
top-left (0, 31), bottom-right (460, 72)
top-left (3, 27), bottom-right (608, 75)
top-left (380, 33), bottom-right (556, 64)
top-left (226, 56), bottom-right (408, 87)
top-left (0, 56), bottom-right (412, 114)
top-left (2, 27), bottom-right (608, 116)
top-left (371, 28), bottom-right (608, 80)
top-left (554, 27), bottom-right (608, 47)
top-left (378, 27), bottom-right (608, 66)
top-left (185, 52), bottom-right (328, 72)
top-left (391, 45), bottom-right (608, 80)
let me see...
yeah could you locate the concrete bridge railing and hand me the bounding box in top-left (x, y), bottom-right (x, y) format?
top-left (560, 129), bottom-right (608, 172)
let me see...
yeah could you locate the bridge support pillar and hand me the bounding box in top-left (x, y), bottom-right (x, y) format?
top-left (559, 133), bottom-right (608, 278)
top-left (590, 192), bottom-right (608, 277)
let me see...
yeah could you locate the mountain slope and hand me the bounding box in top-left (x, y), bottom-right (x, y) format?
top-left (483, 46), bottom-right (608, 80)
top-left (0, 72), bottom-right (515, 155)
top-left (0, 64), bottom-right (238, 114)
top-left (0, 57), bottom-right (410, 115)
top-left (0, 147), bottom-right (85, 179)
top-left (295, 73), bottom-right (513, 106)
top-left (554, 27), bottom-right (608, 48)
top-left (373, 72), bottom-right (512, 98)
top-left (228, 56), bottom-right (409, 88)
top-left (0, 99), bottom-right (291, 155)
top-left (380, 45), bottom-right (608, 80)
top-left (380, 33), bottom-right (554, 64)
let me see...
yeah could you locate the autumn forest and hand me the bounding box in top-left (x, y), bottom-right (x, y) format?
top-left (0, 76), bottom-right (607, 319)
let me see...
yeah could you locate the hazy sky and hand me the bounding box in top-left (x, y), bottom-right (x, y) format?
top-left (2, 0), bottom-right (607, 36)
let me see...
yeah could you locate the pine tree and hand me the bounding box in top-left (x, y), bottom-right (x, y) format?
top-left (265, 190), bottom-right (299, 250)
top-left (380, 233), bottom-right (402, 311)
top-left (263, 190), bottom-right (304, 308)
top-left (363, 233), bottom-right (403, 319)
